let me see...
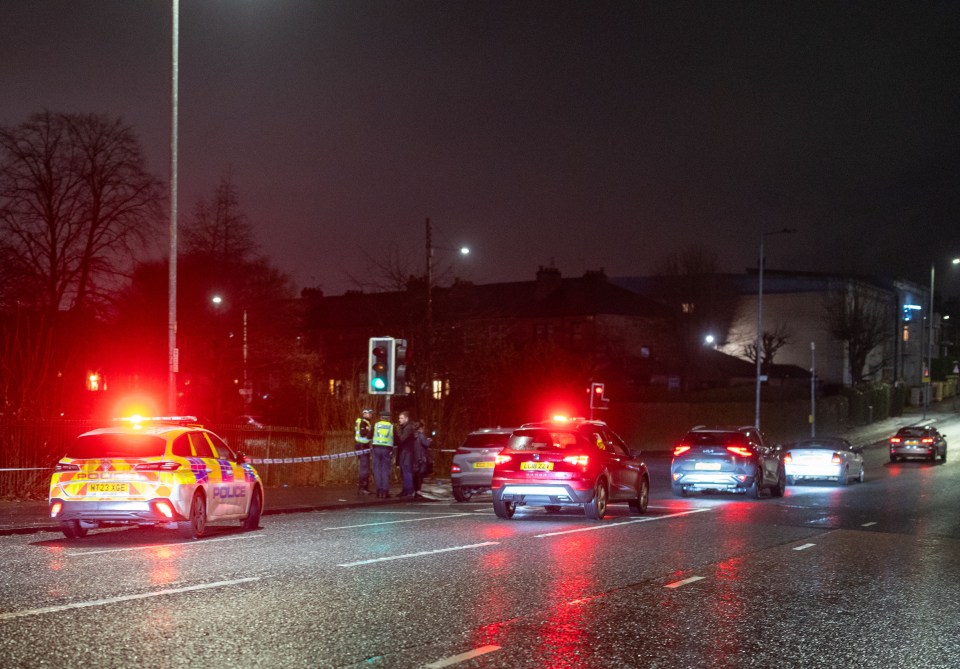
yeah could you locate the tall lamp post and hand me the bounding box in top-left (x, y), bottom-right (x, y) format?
top-left (924, 257), bottom-right (960, 418)
top-left (168, 0), bottom-right (180, 413)
top-left (424, 217), bottom-right (469, 398)
top-left (754, 228), bottom-right (797, 429)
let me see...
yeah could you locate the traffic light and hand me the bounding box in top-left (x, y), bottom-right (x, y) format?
top-left (590, 382), bottom-right (609, 410)
top-left (368, 337), bottom-right (395, 395)
top-left (394, 339), bottom-right (408, 395)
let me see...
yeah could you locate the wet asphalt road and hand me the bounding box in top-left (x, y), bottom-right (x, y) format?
top-left (2, 420), bottom-right (959, 668)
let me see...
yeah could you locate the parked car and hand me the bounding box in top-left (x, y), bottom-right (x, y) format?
top-left (490, 417), bottom-right (649, 520)
top-left (783, 437), bottom-right (864, 485)
top-left (49, 415), bottom-right (264, 540)
top-left (889, 425), bottom-right (947, 462)
top-left (670, 425), bottom-right (785, 498)
top-left (450, 427), bottom-right (517, 502)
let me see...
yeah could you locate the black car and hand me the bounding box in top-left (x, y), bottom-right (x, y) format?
top-left (670, 425), bottom-right (786, 498)
top-left (889, 425), bottom-right (948, 462)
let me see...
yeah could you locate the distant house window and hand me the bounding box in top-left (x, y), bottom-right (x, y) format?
top-left (640, 346), bottom-right (651, 359)
top-left (682, 303), bottom-right (695, 314)
top-left (903, 326), bottom-right (909, 343)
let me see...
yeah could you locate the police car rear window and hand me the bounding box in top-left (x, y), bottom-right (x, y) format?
top-left (66, 434), bottom-right (167, 459)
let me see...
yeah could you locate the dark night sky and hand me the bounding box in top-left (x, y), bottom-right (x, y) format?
top-left (3, 1), bottom-right (960, 296)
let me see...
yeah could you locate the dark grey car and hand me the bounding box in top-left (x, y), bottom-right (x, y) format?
top-left (670, 425), bottom-right (786, 498)
top-left (450, 427), bottom-right (516, 502)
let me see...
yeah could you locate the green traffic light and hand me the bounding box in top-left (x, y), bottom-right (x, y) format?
top-left (372, 378), bottom-right (386, 390)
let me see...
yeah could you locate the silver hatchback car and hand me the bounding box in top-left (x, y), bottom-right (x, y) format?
top-left (450, 427), bottom-right (516, 502)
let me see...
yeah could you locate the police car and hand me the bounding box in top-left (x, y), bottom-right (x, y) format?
top-left (48, 416), bottom-right (264, 540)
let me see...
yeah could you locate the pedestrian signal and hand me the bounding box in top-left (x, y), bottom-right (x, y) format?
top-left (368, 337), bottom-right (395, 395)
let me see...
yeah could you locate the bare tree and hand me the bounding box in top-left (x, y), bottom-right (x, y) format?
top-left (0, 111), bottom-right (164, 315)
top-left (823, 280), bottom-right (892, 385)
top-left (183, 173), bottom-right (256, 263)
top-left (742, 322), bottom-right (793, 365)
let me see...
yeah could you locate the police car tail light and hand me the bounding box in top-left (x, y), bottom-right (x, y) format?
top-left (726, 445), bottom-right (753, 458)
top-left (562, 455), bottom-right (589, 467)
top-left (451, 464), bottom-right (462, 473)
top-left (831, 453), bottom-right (842, 464)
top-left (495, 454), bottom-right (512, 465)
top-left (50, 501), bottom-right (63, 518)
top-left (153, 501), bottom-right (175, 519)
top-left (54, 462), bottom-right (80, 472)
top-left (134, 462), bottom-right (181, 472)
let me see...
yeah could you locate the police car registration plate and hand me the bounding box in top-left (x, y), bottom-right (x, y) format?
top-left (88, 482), bottom-right (129, 494)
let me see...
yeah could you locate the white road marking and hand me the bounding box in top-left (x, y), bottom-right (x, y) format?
top-left (534, 508), bottom-right (710, 538)
top-left (65, 534), bottom-right (262, 556)
top-left (423, 645), bottom-right (502, 668)
top-left (665, 576), bottom-right (705, 589)
top-left (337, 541), bottom-right (499, 567)
top-left (861, 521), bottom-right (877, 527)
top-left (793, 543), bottom-right (816, 551)
top-left (324, 514), bottom-right (473, 531)
top-left (0, 577), bottom-right (260, 620)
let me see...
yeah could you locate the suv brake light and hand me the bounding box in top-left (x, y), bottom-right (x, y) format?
top-left (133, 462), bottom-right (181, 472)
top-left (673, 445), bottom-right (691, 456)
top-left (562, 455), bottom-right (589, 466)
top-left (726, 445), bottom-right (753, 458)
top-left (495, 454), bottom-right (512, 465)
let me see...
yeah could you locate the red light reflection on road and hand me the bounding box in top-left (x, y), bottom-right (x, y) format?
top-left (45, 546), bottom-right (65, 572)
top-left (707, 556), bottom-right (746, 665)
top-left (148, 545), bottom-right (181, 585)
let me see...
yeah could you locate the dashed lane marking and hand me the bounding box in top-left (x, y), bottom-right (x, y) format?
top-left (64, 534), bottom-right (262, 557)
top-left (337, 542), bottom-right (499, 567)
top-left (793, 543), bottom-right (816, 551)
top-left (665, 576), bottom-right (705, 589)
top-left (861, 521), bottom-right (877, 527)
top-left (534, 508), bottom-right (711, 538)
top-left (323, 514), bottom-right (473, 531)
top-left (0, 577), bottom-right (260, 620)
top-left (423, 645), bottom-right (502, 668)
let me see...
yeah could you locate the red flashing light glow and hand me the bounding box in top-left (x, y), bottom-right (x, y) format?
top-left (726, 445), bottom-right (753, 458)
top-left (673, 445), bottom-right (691, 456)
top-left (551, 415), bottom-right (569, 423)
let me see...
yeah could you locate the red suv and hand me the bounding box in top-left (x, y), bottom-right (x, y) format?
top-left (490, 418), bottom-right (649, 520)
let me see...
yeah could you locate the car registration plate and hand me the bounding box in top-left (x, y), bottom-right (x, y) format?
top-left (472, 461), bottom-right (495, 469)
top-left (520, 461), bottom-right (554, 471)
top-left (694, 462), bottom-right (722, 471)
top-left (87, 482), bottom-right (129, 494)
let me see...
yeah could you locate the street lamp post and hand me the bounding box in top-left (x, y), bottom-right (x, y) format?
top-left (424, 217), bottom-right (469, 399)
top-left (168, 0), bottom-right (179, 413)
top-left (754, 228), bottom-right (797, 429)
top-left (924, 257), bottom-right (960, 418)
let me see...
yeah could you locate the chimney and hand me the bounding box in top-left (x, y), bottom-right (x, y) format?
top-left (535, 266), bottom-right (562, 299)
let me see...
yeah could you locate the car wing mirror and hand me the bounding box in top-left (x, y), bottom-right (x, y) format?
top-left (629, 448), bottom-right (643, 458)
top-left (236, 451), bottom-right (247, 464)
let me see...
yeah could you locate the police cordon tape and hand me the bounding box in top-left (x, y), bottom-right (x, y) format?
top-left (1, 447), bottom-right (459, 471)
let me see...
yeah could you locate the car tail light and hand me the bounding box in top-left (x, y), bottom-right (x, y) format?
top-left (890, 437), bottom-right (901, 444)
top-left (563, 455), bottom-right (589, 466)
top-left (134, 462), bottom-right (181, 472)
top-left (50, 501), bottom-right (63, 518)
top-left (450, 464), bottom-right (461, 473)
top-left (673, 445), bottom-right (691, 456)
top-left (54, 462), bottom-right (80, 472)
top-left (153, 501), bottom-right (175, 519)
top-left (831, 453), bottom-right (842, 464)
top-left (495, 454), bottom-right (512, 465)
top-left (922, 438), bottom-right (934, 444)
top-left (783, 452), bottom-right (792, 464)
top-left (726, 446), bottom-right (753, 458)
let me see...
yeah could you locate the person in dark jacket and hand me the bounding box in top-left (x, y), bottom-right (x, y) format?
top-left (353, 408), bottom-right (374, 495)
top-left (413, 422), bottom-right (434, 495)
top-left (395, 411), bottom-right (417, 498)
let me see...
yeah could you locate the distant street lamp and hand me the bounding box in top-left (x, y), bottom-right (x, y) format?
top-left (754, 228), bottom-right (797, 429)
top-left (211, 295), bottom-right (251, 411)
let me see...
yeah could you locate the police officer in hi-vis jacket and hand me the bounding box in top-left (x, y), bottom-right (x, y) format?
top-left (354, 408), bottom-right (374, 495)
top-left (371, 411), bottom-right (395, 498)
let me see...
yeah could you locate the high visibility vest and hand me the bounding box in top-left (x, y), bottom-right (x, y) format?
top-left (355, 417), bottom-right (372, 444)
top-left (372, 421), bottom-right (394, 447)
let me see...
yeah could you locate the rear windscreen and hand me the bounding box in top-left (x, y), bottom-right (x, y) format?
top-left (897, 428), bottom-right (926, 438)
top-left (65, 433), bottom-right (167, 459)
top-left (508, 430), bottom-right (583, 451)
top-left (462, 433), bottom-right (511, 449)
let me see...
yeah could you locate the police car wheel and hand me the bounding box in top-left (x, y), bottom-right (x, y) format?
top-left (60, 520), bottom-right (88, 539)
top-left (242, 487), bottom-right (263, 530)
top-left (178, 492), bottom-right (207, 539)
